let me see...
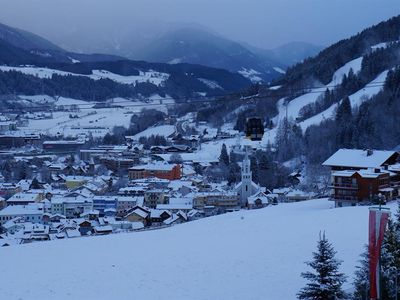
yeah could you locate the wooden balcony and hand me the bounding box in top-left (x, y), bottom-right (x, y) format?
top-left (330, 195), bottom-right (359, 201)
top-left (328, 183), bottom-right (358, 190)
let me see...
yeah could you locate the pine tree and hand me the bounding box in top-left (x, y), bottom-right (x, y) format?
top-left (336, 97), bottom-right (352, 124)
top-left (249, 155), bottom-right (259, 183)
top-left (227, 162), bottom-right (240, 185)
top-left (380, 219), bottom-right (400, 300)
top-left (219, 143), bottom-right (230, 166)
top-left (353, 246), bottom-right (369, 300)
top-left (353, 215), bottom-right (400, 300)
top-left (30, 178), bottom-right (41, 189)
top-left (298, 233), bottom-right (347, 300)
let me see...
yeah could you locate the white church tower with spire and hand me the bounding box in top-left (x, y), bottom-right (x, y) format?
top-left (235, 146), bottom-right (259, 207)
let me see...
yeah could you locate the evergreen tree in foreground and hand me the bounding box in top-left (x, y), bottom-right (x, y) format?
top-left (298, 233), bottom-right (347, 300)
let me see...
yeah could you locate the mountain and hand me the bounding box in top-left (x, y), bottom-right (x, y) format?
top-left (131, 27), bottom-right (286, 83)
top-left (0, 23), bottom-right (252, 103)
top-left (0, 22), bottom-right (63, 52)
top-left (250, 41), bottom-right (322, 66)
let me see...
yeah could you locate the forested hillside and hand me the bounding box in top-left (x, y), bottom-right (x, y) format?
top-left (196, 15), bottom-right (400, 171)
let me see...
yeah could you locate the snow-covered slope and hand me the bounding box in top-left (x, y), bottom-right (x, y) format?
top-left (299, 70), bottom-right (389, 130)
top-left (131, 125), bottom-right (176, 140)
top-left (261, 56), bottom-right (388, 144)
top-left (328, 57), bottom-right (363, 86)
top-left (0, 199), bottom-right (389, 300)
top-left (0, 65), bottom-right (170, 86)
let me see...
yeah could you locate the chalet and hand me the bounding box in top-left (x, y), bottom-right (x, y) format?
top-left (149, 209), bottom-right (172, 225)
top-left (93, 225), bottom-right (113, 235)
top-left (163, 211), bottom-right (188, 226)
top-left (78, 220), bottom-right (93, 235)
top-left (165, 145), bottom-right (191, 153)
top-left (124, 206), bottom-right (150, 225)
top-left (1, 217), bottom-right (25, 234)
top-left (247, 191), bottom-right (271, 209)
top-left (81, 210), bottom-right (100, 220)
top-left (22, 224), bottom-right (50, 243)
top-left (285, 189), bottom-right (312, 202)
top-left (329, 169), bottom-right (391, 207)
top-left (323, 149), bottom-right (400, 207)
top-left (323, 149), bottom-right (399, 171)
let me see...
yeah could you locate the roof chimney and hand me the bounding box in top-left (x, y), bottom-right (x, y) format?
top-left (367, 149), bottom-right (374, 156)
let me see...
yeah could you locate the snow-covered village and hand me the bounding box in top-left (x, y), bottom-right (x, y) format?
top-left (1, 2), bottom-right (400, 300)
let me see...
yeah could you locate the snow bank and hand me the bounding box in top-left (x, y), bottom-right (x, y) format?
top-left (0, 199), bottom-right (390, 300)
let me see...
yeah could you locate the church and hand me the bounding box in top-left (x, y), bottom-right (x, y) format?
top-left (235, 148), bottom-right (261, 207)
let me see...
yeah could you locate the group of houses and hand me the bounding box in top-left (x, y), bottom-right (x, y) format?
top-left (0, 148), bottom-right (291, 246)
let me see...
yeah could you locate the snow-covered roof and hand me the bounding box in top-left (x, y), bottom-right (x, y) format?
top-left (247, 192), bottom-right (270, 204)
top-left (94, 225), bottom-right (113, 232)
top-left (332, 169), bottom-right (390, 179)
top-left (323, 149), bottom-right (397, 168)
top-left (150, 209), bottom-right (170, 218)
top-left (0, 204), bottom-right (43, 216)
top-left (126, 208), bottom-right (148, 219)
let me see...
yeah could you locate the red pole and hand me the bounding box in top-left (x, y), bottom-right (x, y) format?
top-left (369, 207), bottom-right (390, 300)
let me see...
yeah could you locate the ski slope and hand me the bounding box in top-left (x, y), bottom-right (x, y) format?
top-left (262, 56), bottom-right (384, 144)
top-left (299, 70), bottom-right (388, 131)
top-left (0, 199), bottom-right (391, 300)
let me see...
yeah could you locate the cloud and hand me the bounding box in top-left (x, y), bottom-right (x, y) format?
top-left (0, 0), bottom-right (399, 50)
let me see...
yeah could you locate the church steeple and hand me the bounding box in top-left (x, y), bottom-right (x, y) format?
top-left (240, 146), bottom-right (253, 206)
top-left (242, 147), bottom-right (252, 182)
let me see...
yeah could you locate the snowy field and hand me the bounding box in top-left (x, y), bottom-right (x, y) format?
top-left (0, 66), bottom-right (170, 86)
top-left (0, 199), bottom-right (392, 300)
top-left (16, 96), bottom-right (174, 138)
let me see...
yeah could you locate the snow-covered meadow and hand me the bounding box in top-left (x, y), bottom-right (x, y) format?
top-left (16, 96), bottom-right (174, 138)
top-left (0, 199), bottom-right (391, 300)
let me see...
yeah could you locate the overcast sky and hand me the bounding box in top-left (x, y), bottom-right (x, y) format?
top-left (0, 0), bottom-right (399, 49)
